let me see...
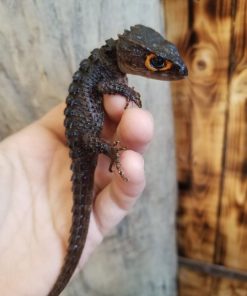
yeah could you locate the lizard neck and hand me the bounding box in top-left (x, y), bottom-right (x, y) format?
top-left (97, 39), bottom-right (126, 77)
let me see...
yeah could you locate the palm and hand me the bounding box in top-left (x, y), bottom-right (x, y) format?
top-left (0, 96), bottom-right (153, 296)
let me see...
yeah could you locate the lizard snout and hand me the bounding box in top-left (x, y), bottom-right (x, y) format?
top-left (179, 64), bottom-right (188, 76)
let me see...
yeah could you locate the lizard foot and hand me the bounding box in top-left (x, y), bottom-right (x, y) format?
top-left (124, 88), bottom-right (142, 109)
top-left (97, 81), bottom-right (142, 109)
top-left (108, 141), bottom-right (128, 182)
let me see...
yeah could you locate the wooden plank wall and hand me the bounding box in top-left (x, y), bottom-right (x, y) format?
top-left (164, 0), bottom-right (247, 295)
top-left (0, 1), bottom-right (178, 296)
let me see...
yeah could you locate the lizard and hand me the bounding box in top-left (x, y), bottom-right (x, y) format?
top-left (48, 24), bottom-right (188, 296)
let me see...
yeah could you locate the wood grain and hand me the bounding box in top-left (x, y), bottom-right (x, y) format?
top-left (164, 0), bottom-right (247, 295)
top-left (165, 0), bottom-right (232, 262)
top-left (179, 267), bottom-right (247, 296)
top-left (216, 0), bottom-right (247, 269)
top-left (0, 1), bottom-right (177, 296)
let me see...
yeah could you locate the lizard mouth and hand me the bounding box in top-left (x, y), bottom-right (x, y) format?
top-left (118, 61), bottom-right (188, 81)
top-left (140, 69), bottom-right (188, 81)
top-left (156, 64), bottom-right (188, 80)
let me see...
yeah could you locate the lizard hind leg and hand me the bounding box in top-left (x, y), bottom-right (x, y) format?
top-left (80, 134), bottom-right (128, 181)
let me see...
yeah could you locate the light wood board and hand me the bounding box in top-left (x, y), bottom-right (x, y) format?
top-left (164, 0), bottom-right (247, 295)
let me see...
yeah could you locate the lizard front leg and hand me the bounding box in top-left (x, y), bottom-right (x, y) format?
top-left (97, 80), bottom-right (142, 108)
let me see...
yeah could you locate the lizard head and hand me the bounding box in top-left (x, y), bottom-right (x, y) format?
top-left (116, 25), bottom-right (188, 81)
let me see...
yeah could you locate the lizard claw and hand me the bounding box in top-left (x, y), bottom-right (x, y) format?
top-left (124, 92), bottom-right (142, 109)
top-left (108, 141), bottom-right (128, 181)
top-left (112, 140), bottom-right (127, 150)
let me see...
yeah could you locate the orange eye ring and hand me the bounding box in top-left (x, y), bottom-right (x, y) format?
top-left (145, 53), bottom-right (173, 72)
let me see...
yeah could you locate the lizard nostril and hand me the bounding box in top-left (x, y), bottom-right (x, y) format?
top-left (180, 65), bottom-right (188, 76)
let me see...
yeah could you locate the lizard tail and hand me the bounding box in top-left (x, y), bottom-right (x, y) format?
top-left (48, 155), bottom-right (96, 296)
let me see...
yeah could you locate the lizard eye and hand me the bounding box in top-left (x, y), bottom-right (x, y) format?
top-left (145, 53), bottom-right (173, 72)
top-left (150, 56), bottom-right (165, 68)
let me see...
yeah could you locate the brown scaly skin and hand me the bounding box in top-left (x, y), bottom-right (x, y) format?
top-left (48, 25), bottom-right (187, 296)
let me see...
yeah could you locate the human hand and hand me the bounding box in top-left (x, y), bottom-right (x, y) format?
top-left (0, 94), bottom-right (153, 296)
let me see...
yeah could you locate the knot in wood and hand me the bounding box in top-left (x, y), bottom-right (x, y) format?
top-left (190, 43), bottom-right (218, 83)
